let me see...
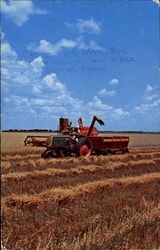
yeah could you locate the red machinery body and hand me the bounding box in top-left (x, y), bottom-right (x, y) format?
top-left (79, 126), bottom-right (129, 153)
top-left (25, 115), bottom-right (129, 156)
top-left (79, 127), bottom-right (98, 136)
top-left (88, 135), bottom-right (129, 152)
top-left (59, 117), bottom-right (129, 153)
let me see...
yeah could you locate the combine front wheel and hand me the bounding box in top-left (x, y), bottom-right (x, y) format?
top-left (41, 150), bottom-right (53, 158)
top-left (76, 137), bottom-right (93, 156)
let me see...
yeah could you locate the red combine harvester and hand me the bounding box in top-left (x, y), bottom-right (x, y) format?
top-left (24, 116), bottom-right (129, 158)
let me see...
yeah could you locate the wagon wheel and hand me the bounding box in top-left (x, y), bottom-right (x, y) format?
top-left (122, 148), bottom-right (129, 154)
top-left (105, 149), bottom-right (112, 155)
top-left (76, 137), bottom-right (93, 156)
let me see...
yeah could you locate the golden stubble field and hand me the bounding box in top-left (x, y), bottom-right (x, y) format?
top-left (1, 132), bottom-right (160, 250)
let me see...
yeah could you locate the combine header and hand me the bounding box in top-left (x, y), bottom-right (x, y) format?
top-left (24, 135), bottom-right (49, 147)
top-left (24, 116), bottom-right (129, 158)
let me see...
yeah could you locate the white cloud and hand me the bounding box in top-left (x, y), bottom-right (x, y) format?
top-left (27, 18), bottom-right (104, 56)
top-left (65, 18), bottom-right (101, 34)
top-left (114, 108), bottom-right (129, 116)
top-left (32, 99), bottom-right (56, 106)
top-left (1, 32), bottom-right (5, 40)
top-left (88, 96), bottom-right (113, 110)
top-left (4, 95), bottom-right (36, 114)
top-left (2, 34), bottom-right (131, 128)
top-left (1, 41), bottom-right (18, 59)
top-left (2, 50), bottom-right (44, 87)
top-left (32, 85), bottom-right (41, 95)
top-left (98, 88), bottom-right (116, 96)
top-left (109, 79), bottom-right (119, 85)
top-left (42, 106), bottom-right (66, 114)
top-left (76, 36), bottom-right (105, 51)
top-left (1, 68), bottom-right (12, 80)
top-left (135, 99), bottom-right (160, 113)
top-left (1, 0), bottom-right (48, 26)
top-left (28, 40), bottom-right (55, 55)
top-left (30, 56), bottom-right (45, 73)
top-left (31, 95), bottom-right (83, 111)
top-left (144, 84), bottom-right (158, 102)
top-left (1, 34), bottom-right (84, 121)
top-left (27, 37), bottom-right (105, 55)
top-left (146, 84), bottom-right (153, 91)
top-left (28, 39), bottom-right (77, 56)
top-left (43, 73), bottom-right (67, 93)
top-left (146, 94), bottom-right (157, 101)
top-left (59, 39), bottom-right (77, 49)
top-left (1, 36), bottom-right (44, 87)
top-left (87, 96), bottom-right (129, 118)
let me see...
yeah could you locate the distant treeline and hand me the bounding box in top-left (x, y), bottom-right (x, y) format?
top-left (2, 129), bottom-right (160, 134)
top-left (2, 129), bottom-right (58, 133)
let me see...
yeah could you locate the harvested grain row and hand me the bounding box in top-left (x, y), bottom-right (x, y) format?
top-left (65, 204), bottom-right (160, 250)
top-left (40, 172), bottom-right (160, 203)
top-left (3, 172), bottom-right (160, 209)
top-left (2, 159), bottom-right (159, 197)
top-left (2, 159), bottom-right (157, 183)
top-left (2, 151), bottom-right (159, 174)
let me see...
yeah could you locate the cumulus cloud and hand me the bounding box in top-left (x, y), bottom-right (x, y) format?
top-left (1, 40), bottom-right (18, 59)
top-left (28, 39), bottom-right (77, 56)
top-left (114, 108), bottom-right (129, 116)
top-left (2, 34), bottom-right (131, 128)
top-left (143, 84), bottom-right (158, 103)
top-left (4, 95), bottom-right (35, 114)
top-left (41, 106), bottom-right (67, 114)
top-left (146, 94), bottom-right (157, 101)
top-left (146, 84), bottom-right (154, 91)
top-left (1, 32), bottom-right (5, 40)
top-left (1, 36), bottom-right (44, 87)
top-left (30, 56), bottom-right (45, 73)
top-left (43, 73), bottom-right (67, 93)
top-left (109, 78), bottom-right (119, 85)
top-left (27, 36), bottom-right (105, 55)
top-left (1, 34), bottom-right (84, 122)
top-left (1, 0), bottom-right (48, 26)
top-left (88, 96), bottom-right (113, 110)
top-left (27, 17), bottom-right (104, 56)
top-left (98, 88), bottom-right (116, 96)
top-left (76, 36), bottom-right (105, 51)
top-left (32, 85), bottom-right (41, 95)
top-left (135, 99), bottom-right (160, 113)
top-left (65, 18), bottom-right (101, 34)
top-left (136, 83), bottom-right (160, 114)
top-left (87, 96), bottom-right (129, 118)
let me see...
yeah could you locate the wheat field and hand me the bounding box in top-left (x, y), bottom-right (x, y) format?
top-left (1, 132), bottom-right (160, 249)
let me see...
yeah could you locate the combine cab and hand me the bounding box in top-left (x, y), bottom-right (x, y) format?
top-left (38, 116), bottom-right (129, 158)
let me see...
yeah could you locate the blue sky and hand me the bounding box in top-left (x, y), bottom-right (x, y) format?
top-left (1, 0), bottom-right (160, 131)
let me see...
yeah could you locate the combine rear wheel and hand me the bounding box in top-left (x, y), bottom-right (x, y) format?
top-left (76, 137), bottom-right (93, 156)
